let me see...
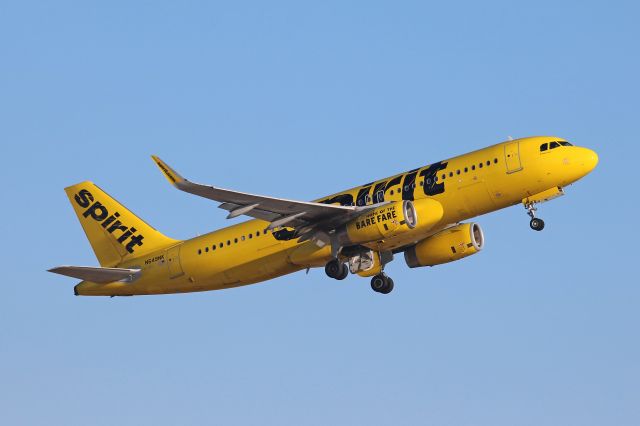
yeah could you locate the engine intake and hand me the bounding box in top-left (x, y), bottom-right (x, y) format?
top-left (404, 222), bottom-right (484, 268)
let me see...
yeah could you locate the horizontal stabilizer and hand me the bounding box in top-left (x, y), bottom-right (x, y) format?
top-left (48, 266), bottom-right (141, 283)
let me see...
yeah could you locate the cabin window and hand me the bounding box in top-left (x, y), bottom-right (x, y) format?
top-left (198, 249), bottom-right (202, 255)
top-left (249, 233), bottom-right (253, 239)
top-left (234, 238), bottom-right (238, 243)
top-left (419, 180), bottom-right (424, 186)
top-left (472, 165), bottom-right (476, 170)
top-left (449, 172), bottom-right (453, 177)
top-left (426, 178), bottom-right (431, 184)
top-left (227, 240), bottom-right (231, 246)
top-left (442, 174), bottom-right (446, 180)
top-left (464, 167), bottom-right (468, 173)
top-left (456, 170), bottom-right (460, 175)
top-left (479, 163), bottom-right (483, 168)
top-left (390, 190), bottom-right (394, 195)
top-left (486, 160), bottom-right (491, 166)
top-left (494, 158), bottom-right (498, 163)
top-left (212, 245), bottom-right (216, 251)
top-left (205, 247), bottom-right (209, 253)
top-left (219, 242), bottom-right (223, 248)
top-left (256, 231), bottom-right (260, 236)
top-left (540, 143), bottom-right (548, 152)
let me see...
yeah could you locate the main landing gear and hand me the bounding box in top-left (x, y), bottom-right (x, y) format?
top-left (324, 252), bottom-right (395, 295)
top-left (325, 259), bottom-right (348, 280)
top-left (370, 274), bottom-right (394, 294)
top-left (525, 202), bottom-right (545, 231)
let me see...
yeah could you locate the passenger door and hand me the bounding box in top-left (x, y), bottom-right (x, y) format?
top-left (504, 141), bottom-right (523, 174)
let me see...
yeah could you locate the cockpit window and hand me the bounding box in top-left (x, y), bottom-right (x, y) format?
top-left (559, 141), bottom-right (572, 146)
top-left (540, 143), bottom-right (548, 152)
top-left (550, 142), bottom-right (560, 149)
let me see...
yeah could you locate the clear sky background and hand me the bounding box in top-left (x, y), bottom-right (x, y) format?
top-left (1, 1), bottom-right (638, 425)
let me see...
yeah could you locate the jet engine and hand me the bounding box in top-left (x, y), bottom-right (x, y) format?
top-left (340, 199), bottom-right (443, 246)
top-left (404, 222), bottom-right (484, 268)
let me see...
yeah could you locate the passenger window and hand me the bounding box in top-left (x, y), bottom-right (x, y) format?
top-left (227, 240), bottom-right (231, 246)
top-left (234, 238), bottom-right (238, 243)
top-left (198, 249), bottom-right (202, 255)
top-left (479, 163), bottom-right (483, 168)
top-left (241, 236), bottom-right (245, 241)
top-left (449, 172), bottom-right (453, 177)
top-left (390, 190), bottom-right (394, 195)
top-left (256, 231), bottom-right (260, 236)
top-left (456, 170), bottom-right (460, 175)
top-left (540, 143), bottom-right (548, 152)
top-left (219, 242), bottom-right (223, 248)
top-left (464, 167), bottom-right (468, 173)
top-left (205, 247), bottom-right (209, 253)
top-left (441, 174), bottom-right (446, 180)
top-left (472, 165), bottom-right (476, 170)
top-left (486, 160), bottom-right (490, 166)
top-left (494, 158), bottom-right (498, 163)
top-left (249, 233), bottom-right (253, 239)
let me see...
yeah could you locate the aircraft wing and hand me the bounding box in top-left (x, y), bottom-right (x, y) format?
top-left (48, 266), bottom-right (141, 283)
top-left (151, 156), bottom-right (378, 233)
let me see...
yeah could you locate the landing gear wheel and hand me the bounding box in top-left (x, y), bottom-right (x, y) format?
top-left (336, 263), bottom-right (349, 280)
top-left (370, 274), bottom-right (394, 294)
top-left (379, 277), bottom-right (394, 294)
top-left (325, 259), bottom-right (342, 279)
top-left (530, 218), bottom-right (545, 231)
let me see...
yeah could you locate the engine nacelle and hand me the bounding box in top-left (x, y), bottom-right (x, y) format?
top-left (341, 199), bottom-right (443, 245)
top-left (404, 222), bottom-right (485, 268)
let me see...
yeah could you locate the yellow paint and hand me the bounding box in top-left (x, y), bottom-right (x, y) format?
top-left (64, 136), bottom-right (597, 296)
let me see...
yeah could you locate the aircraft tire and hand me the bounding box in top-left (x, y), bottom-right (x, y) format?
top-left (336, 263), bottom-right (349, 280)
top-left (325, 259), bottom-right (342, 279)
top-left (530, 218), bottom-right (545, 231)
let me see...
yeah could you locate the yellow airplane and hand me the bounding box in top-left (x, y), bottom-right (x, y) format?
top-left (49, 136), bottom-right (598, 296)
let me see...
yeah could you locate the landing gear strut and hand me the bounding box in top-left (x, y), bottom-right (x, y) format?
top-left (325, 259), bottom-right (348, 280)
top-left (525, 202), bottom-right (545, 231)
top-left (370, 274), bottom-right (394, 294)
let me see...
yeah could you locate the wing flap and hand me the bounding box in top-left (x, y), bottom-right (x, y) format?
top-left (48, 266), bottom-right (141, 283)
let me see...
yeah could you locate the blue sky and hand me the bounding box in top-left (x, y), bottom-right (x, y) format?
top-left (1, 1), bottom-right (639, 425)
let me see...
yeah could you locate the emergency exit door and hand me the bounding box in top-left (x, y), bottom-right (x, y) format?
top-left (504, 141), bottom-right (523, 173)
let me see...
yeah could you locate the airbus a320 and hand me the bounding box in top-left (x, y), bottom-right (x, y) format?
top-left (49, 136), bottom-right (598, 296)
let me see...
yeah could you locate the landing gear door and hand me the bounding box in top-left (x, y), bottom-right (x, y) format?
top-left (504, 141), bottom-right (523, 174)
top-left (166, 244), bottom-right (184, 279)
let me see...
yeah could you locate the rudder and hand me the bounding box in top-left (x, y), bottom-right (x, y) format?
top-left (65, 181), bottom-right (179, 267)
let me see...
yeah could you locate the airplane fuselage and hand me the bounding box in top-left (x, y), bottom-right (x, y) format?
top-left (74, 136), bottom-right (598, 296)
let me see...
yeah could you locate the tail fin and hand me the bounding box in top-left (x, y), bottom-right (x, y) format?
top-left (64, 181), bottom-right (179, 267)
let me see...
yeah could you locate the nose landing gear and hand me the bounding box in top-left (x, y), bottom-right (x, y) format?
top-left (525, 202), bottom-right (545, 231)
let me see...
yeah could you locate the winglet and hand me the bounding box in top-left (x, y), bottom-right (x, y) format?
top-left (151, 155), bottom-right (186, 186)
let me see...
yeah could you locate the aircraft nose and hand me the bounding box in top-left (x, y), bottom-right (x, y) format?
top-left (582, 148), bottom-right (599, 174)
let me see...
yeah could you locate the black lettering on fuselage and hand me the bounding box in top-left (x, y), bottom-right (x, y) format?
top-left (419, 161), bottom-right (448, 196)
top-left (402, 169), bottom-right (420, 201)
top-left (319, 193), bottom-right (354, 207)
